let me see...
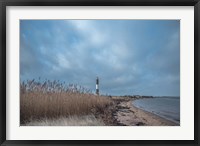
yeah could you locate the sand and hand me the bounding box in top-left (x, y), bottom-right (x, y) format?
top-left (114, 100), bottom-right (178, 126)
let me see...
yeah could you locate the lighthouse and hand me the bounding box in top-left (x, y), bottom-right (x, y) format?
top-left (96, 77), bottom-right (99, 95)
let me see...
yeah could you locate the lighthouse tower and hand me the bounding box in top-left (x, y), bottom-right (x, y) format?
top-left (96, 77), bottom-right (99, 95)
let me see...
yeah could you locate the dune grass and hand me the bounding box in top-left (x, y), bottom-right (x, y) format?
top-left (20, 80), bottom-right (112, 125)
top-left (23, 115), bottom-right (105, 126)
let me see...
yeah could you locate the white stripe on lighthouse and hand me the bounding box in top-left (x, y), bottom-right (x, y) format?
top-left (96, 84), bottom-right (98, 89)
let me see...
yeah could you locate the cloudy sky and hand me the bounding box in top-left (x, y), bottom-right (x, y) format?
top-left (20, 20), bottom-right (180, 96)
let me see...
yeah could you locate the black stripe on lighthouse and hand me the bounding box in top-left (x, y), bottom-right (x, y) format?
top-left (96, 77), bottom-right (99, 95)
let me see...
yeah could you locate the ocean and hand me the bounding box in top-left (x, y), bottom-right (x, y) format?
top-left (132, 97), bottom-right (180, 124)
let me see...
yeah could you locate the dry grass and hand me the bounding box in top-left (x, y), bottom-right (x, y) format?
top-left (22, 115), bottom-right (105, 126)
top-left (20, 80), bottom-right (112, 125)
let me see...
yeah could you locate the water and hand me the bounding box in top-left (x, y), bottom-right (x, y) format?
top-left (133, 97), bottom-right (180, 124)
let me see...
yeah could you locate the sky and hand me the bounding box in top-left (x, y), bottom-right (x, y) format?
top-left (20, 20), bottom-right (180, 96)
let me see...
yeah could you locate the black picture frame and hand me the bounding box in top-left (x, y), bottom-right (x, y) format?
top-left (0, 0), bottom-right (199, 145)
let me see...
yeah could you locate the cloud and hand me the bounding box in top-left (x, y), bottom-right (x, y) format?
top-left (20, 20), bottom-right (180, 96)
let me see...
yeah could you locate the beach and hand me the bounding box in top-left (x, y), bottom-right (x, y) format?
top-left (95, 97), bottom-right (179, 126)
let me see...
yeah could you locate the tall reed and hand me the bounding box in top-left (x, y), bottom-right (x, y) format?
top-left (20, 80), bottom-right (111, 124)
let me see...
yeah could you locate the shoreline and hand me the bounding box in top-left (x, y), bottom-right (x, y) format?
top-left (133, 103), bottom-right (180, 125)
top-left (130, 100), bottom-right (179, 126)
top-left (96, 97), bottom-right (179, 126)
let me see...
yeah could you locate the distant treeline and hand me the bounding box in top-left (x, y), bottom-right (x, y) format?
top-left (119, 95), bottom-right (154, 99)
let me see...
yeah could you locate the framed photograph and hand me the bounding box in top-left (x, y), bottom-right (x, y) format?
top-left (0, 0), bottom-right (199, 145)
